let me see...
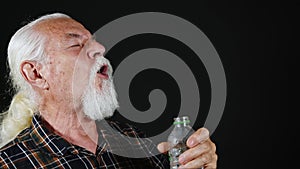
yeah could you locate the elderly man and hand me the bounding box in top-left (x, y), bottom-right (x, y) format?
top-left (0, 13), bottom-right (217, 168)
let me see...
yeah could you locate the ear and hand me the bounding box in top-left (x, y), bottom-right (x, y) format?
top-left (20, 60), bottom-right (49, 90)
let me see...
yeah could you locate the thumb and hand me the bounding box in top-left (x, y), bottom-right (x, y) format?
top-left (157, 142), bottom-right (170, 154)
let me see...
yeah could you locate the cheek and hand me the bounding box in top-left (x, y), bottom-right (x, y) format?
top-left (53, 70), bottom-right (73, 94)
top-left (45, 61), bottom-right (74, 92)
top-left (73, 59), bottom-right (95, 90)
top-left (71, 70), bottom-right (92, 99)
top-left (46, 55), bottom-right (94, 97)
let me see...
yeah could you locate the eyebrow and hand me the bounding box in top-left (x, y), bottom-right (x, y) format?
top-left (66, 33), bottom-right (82, 39)
top-left (65, 33), bottom-right (96, 41)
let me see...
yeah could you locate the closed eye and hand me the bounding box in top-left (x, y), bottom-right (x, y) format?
top-left (71, 44), bottom-right (81, 47)
top-left (68, 44), bottom-right (84, 49)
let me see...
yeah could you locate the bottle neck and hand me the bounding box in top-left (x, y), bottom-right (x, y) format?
top-left (173, 120), bottom-right (190, 127)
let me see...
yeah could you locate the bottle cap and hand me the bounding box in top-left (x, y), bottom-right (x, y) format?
top-left (173, 116), bottom-right (191, 125)
top-left (182, 116), bottom-right (190, 124)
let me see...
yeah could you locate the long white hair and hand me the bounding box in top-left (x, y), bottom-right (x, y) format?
top-left (0, 13), bottom-right (71, 148)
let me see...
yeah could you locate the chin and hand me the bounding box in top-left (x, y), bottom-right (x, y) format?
top-left (81, 79), bottom-right (119, 121)
top-left (84, 105), bottom-right (116, 121)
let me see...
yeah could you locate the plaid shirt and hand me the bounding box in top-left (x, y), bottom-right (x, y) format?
top-left (0, 115), bottom-right (170, 169)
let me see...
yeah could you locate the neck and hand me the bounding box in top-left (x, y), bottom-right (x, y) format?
top-left (39, 103), bottom-right (98, 154)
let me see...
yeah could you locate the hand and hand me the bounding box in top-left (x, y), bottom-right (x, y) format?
top-left (157, 127), bottom-right (218, 169)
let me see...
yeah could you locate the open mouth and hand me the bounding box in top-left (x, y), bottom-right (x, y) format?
top-left (97, 64), bottom-right (109, 79)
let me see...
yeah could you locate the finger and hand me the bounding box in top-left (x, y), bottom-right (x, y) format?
top-left (203, 154), bottom-right (218, 169)
top-left (157, 142), bottom-right (170, 153)
top-left (187, 127), bottom-right (210, 148)
top-left (179, 142), bottom-right (209, 164)
top-left (178, 153), bottom-right (212, 169)
top-left (179, 140), bottom-right (212, 164)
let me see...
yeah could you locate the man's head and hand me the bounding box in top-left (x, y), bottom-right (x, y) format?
top-left (7, 12), bottom-right (119, 120)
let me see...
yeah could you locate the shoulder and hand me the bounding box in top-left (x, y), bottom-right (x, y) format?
top-left (0, 126), bottom-right (37, 155)
top-left (0, 127), bottom-right (31, 150)
top-left (0, 141), bottom-right (24, 159)
top-left (0, 129), bottom-right (37, 167)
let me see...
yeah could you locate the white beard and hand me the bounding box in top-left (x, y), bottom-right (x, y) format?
top-left (81, 57), bottom-right (119, 120)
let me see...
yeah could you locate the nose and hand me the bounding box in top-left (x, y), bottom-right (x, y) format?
top-left (87, 40), bottom-right (106, 59)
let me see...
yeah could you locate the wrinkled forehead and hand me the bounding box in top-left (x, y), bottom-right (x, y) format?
top-left (34, 17), bottom-right (92, 54)
top-left (35, 17), bottom-right (90, 37)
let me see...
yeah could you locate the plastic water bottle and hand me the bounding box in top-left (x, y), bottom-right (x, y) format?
top-left (168, 116), bottom-right (194, 169)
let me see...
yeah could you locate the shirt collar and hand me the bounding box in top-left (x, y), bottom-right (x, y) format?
top-left (29, 115), bottom-right (146, 157)
top-left (29, 115), bottom-right (80, 156)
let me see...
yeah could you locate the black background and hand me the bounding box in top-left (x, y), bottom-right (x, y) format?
top-left (0, 1), bottom-right (295, 169)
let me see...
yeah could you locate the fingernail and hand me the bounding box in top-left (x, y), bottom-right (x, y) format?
top-left (157, 144), bottom-right (163, 151)
top-left (188, 138), bottom-right (196, 147)
top-left (200, 128), bottom-right (209, 141)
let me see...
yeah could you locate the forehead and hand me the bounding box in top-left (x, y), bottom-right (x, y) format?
top-left (35, 17), bottom-right (92, 56)
top-left (36, 18), bottom-right (92, 48)
top-left (36, 17), bottom-right (91, 42)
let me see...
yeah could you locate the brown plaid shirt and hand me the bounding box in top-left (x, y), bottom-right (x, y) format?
top-left (0, 115), bottom-right (169, 169)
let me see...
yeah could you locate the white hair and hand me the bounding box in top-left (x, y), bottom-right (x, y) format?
top-left (82, 57), bottom-right (119, 120)
top-left (0, 13), bottom-right (71, 147)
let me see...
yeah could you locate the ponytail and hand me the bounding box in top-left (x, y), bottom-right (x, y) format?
top-left (0, 92), bottom-right (37, 148)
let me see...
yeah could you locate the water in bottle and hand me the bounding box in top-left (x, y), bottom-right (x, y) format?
top-left (168, 116), bottom-right (193, 169)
